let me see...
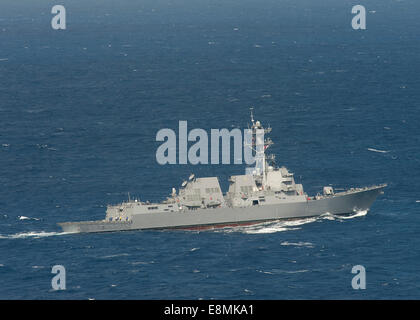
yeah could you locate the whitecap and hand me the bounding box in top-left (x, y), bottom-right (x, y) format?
top-left (18, 216), bottom-right (40, 221)
top-left (259, 268), bottom-right (309, 274)
top-left (281, 241), bottom-right (314, 248)
top-left (130, 261), bottom-right (154, 265)
top-left (25, 108), bottom-right (46, 114)
top-left (367, 147), bottom-right (389, 153)
top-left (278, 269), bottom-right (309, 274)
top-left (257, 270), bottom-right (274, 275)
top-left (100, 253), bottom-right (130, 259)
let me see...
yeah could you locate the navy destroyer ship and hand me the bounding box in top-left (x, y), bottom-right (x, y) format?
top-left (58, 111), bottom-right (386, 233)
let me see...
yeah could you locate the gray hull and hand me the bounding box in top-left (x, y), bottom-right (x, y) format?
top-left (58, 185), bottom-right (385, 234)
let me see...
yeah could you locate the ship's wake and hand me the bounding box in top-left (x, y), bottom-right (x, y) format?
top-left (0, 231), bottom-right (76, 239)
top-left (217, 210), bottom-right (369, 234)
top-left (338, 210), bottom-right (368, 219)
top-left (239, 217), bottom-right (318, 234)
top-left (0, 211), bottom-right (369, 238)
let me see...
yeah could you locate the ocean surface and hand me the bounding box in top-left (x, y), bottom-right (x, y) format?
top-left (0, 0), bottom-right (419, 299)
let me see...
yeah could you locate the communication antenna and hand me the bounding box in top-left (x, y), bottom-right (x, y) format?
top-left (250, 106), bottom-right (255, 124)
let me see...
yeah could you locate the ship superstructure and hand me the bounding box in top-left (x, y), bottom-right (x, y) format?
top-left (58, 110), bottom-right (386, 233)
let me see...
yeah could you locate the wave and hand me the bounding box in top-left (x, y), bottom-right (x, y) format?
top-left (367, 147), bottom-right (389, 153)
top-left (257, 268), bottom-right (310, 274)
top-left (281, 241), bottom-right (314, 248)
top-left (18, 216), bottom-right (40, 221)
top-left (129, 261), bottom-right (155, 265)
top-left (99, 253), bottom-right (130, 259)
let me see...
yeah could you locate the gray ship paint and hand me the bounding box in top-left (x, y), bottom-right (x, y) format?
top-left (59, 111), bottom-right (386, 233)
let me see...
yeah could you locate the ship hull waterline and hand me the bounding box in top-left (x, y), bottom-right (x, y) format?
top-left (58, 185), bottom-right (385, 234)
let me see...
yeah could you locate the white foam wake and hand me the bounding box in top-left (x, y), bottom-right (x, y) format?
top-left (0, 231), bottom-right (75, 239)
top-left (337, 210), bottom-right (368, 219)
top-left (1, 211), bottom-right (369, 238)
top-left (218, 217), bottom-right (318, 234)
top-left (223, 210), bottom-right (368, 234)
top-left (320, 210), bottom-right (368, 220)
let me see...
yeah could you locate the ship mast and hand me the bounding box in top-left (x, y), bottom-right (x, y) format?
top-left (246, 107), bottom-right (272, 188)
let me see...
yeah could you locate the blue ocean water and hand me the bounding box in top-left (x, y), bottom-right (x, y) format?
top-left (0, 0), bottom-right (419, 299)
